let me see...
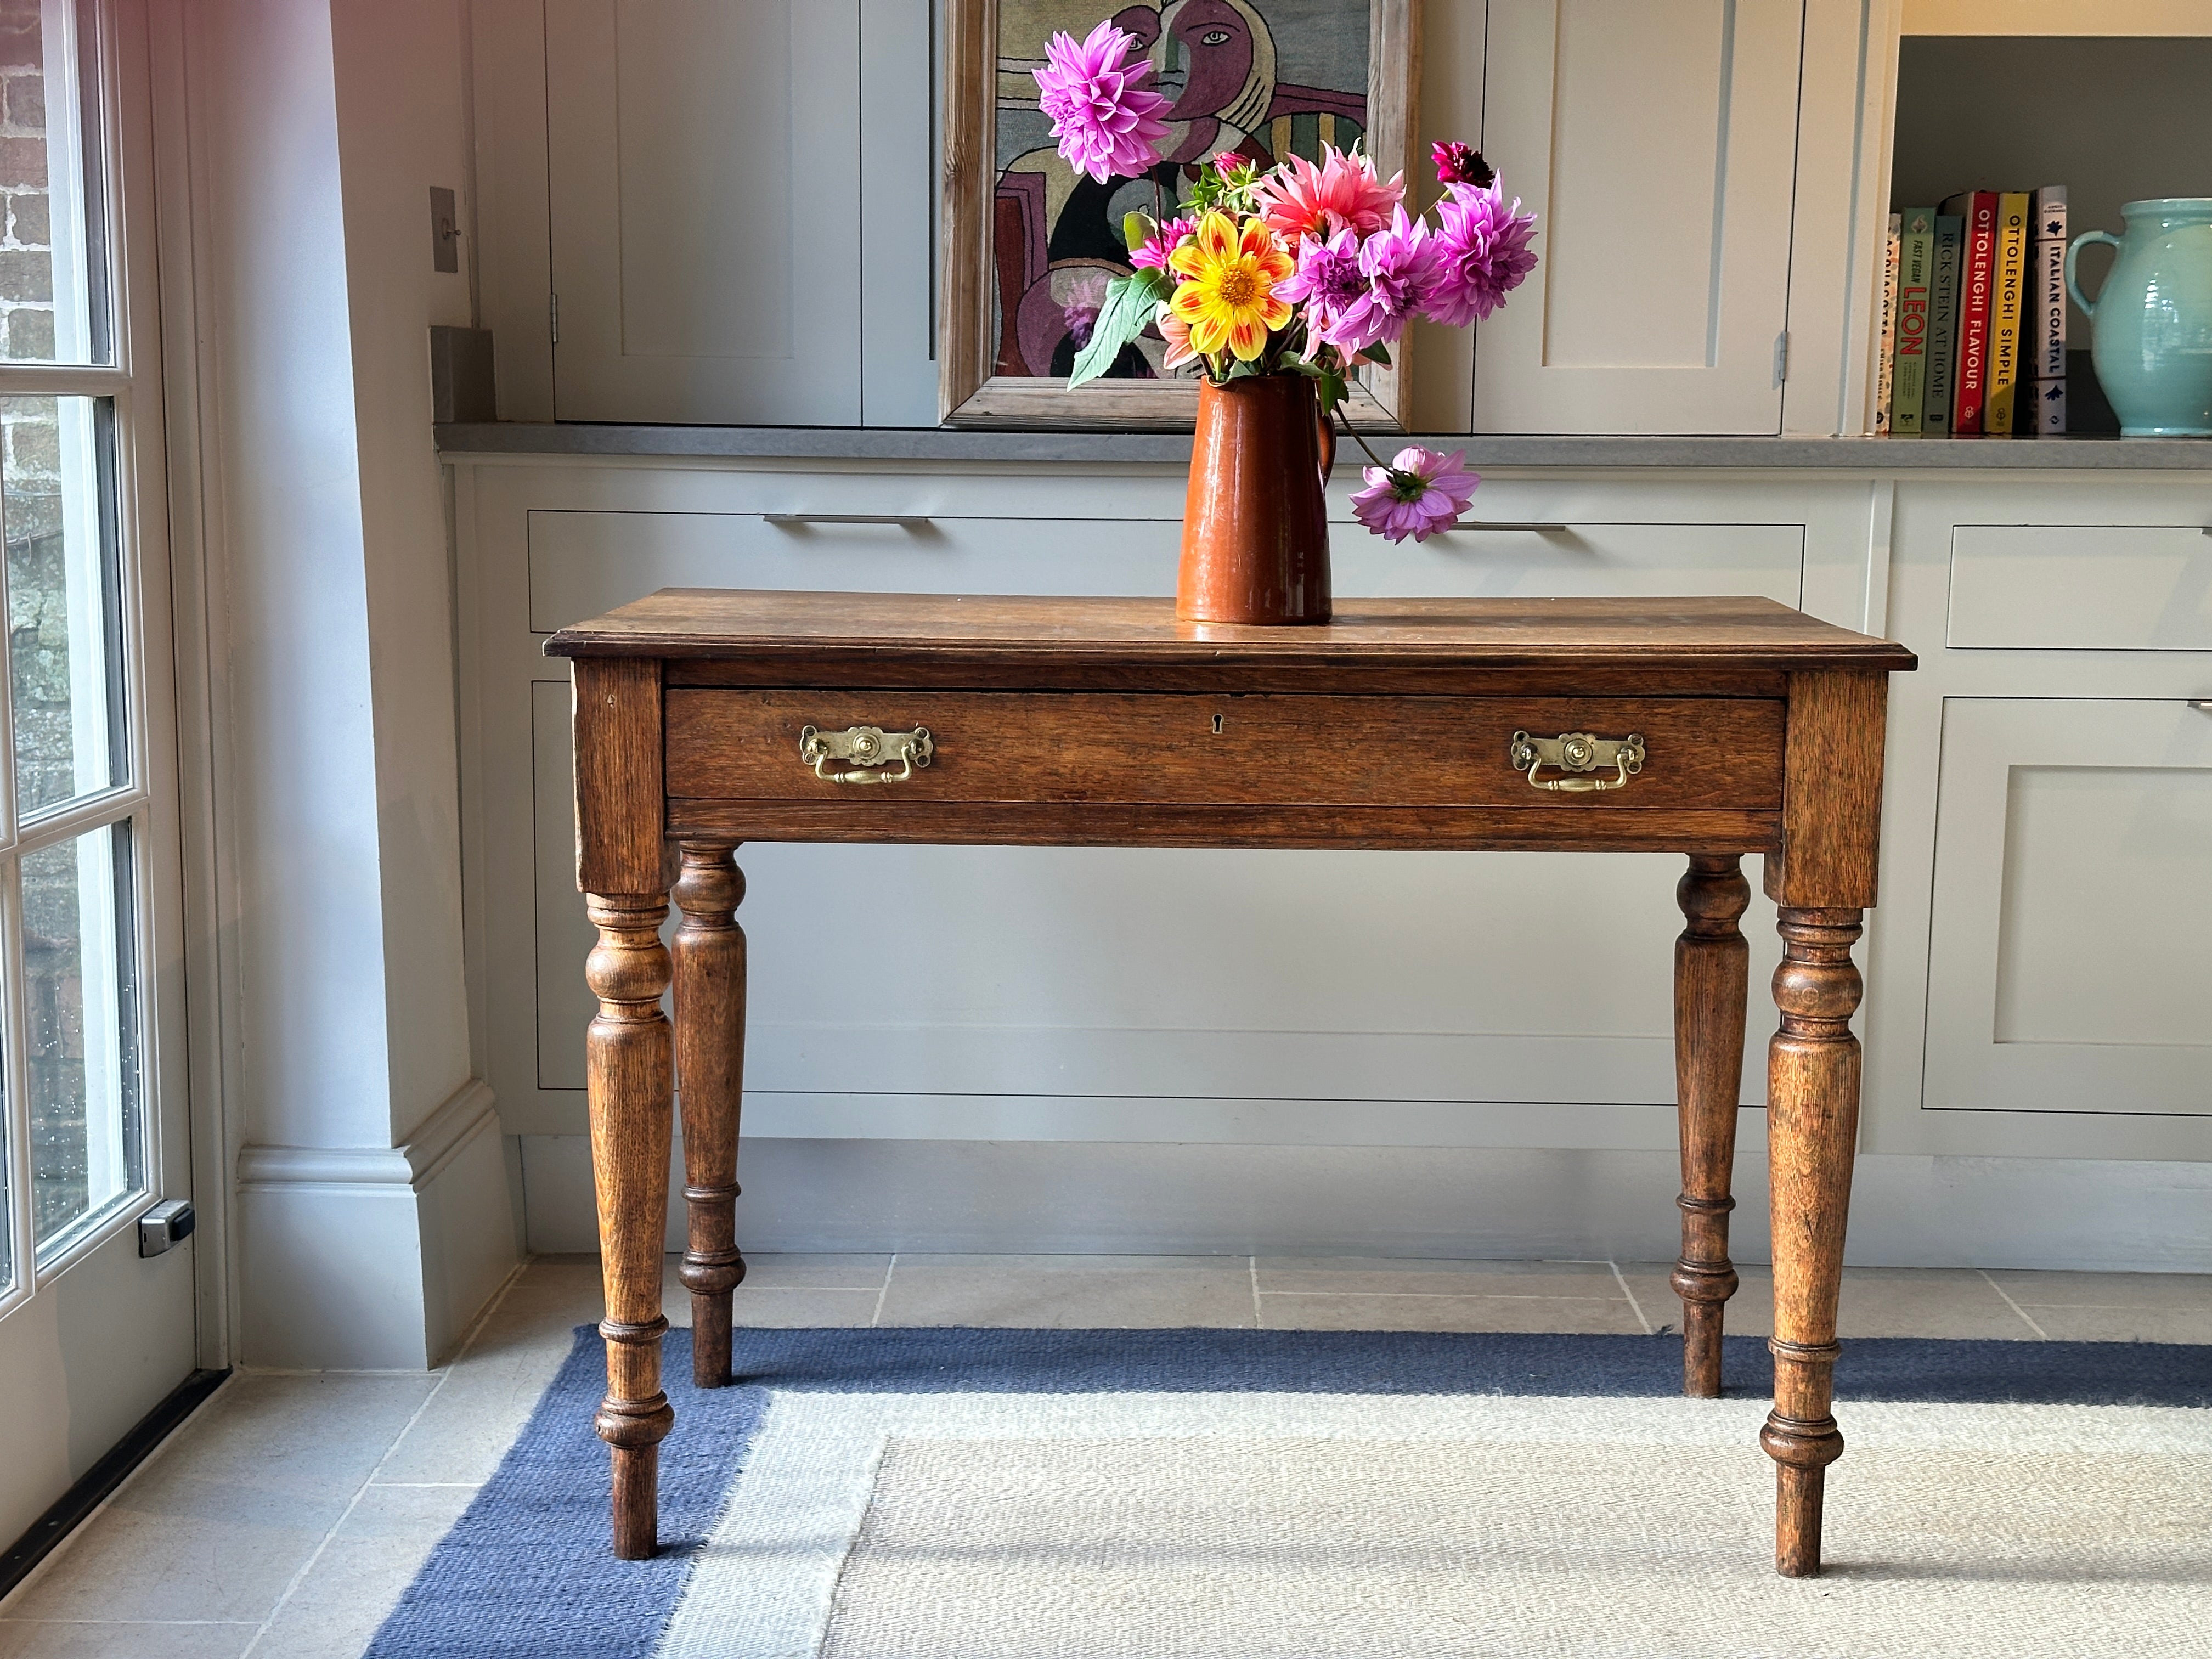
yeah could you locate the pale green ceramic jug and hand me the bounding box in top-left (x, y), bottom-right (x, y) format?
top-left (2066, 198), bottom-right (2212, 436)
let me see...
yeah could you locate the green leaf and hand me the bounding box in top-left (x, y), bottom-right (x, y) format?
top-left (1361, 341), bottom-right (1392, 367)
top-left (1122, 211), bottom-right (1156, 254)
top-left (1068, 270), bottom-right (1173, 391)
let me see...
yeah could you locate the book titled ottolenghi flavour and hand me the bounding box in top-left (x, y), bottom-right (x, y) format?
top-left (2033, 185), bottom-right (2067, 433)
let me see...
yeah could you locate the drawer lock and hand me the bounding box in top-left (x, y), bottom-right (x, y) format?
top-left (799, 724), bottom-right (933, 785)
top-left (1510, 729), bottom-right (1646, 793)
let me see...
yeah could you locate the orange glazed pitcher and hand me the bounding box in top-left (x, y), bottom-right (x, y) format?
top-left (1176, 374), bottom-right (1333, 625)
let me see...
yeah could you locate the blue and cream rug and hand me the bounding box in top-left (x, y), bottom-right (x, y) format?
top-left (366, 1328), bottom-right (2212, 1658)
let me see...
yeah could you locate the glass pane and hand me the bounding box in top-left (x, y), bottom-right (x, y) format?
top-left (0, 0), bottom-right (109, 363)
top-left (26, 819), bottom-right (138, 1251)
top-left (4, 393), bottom-right (123, 816)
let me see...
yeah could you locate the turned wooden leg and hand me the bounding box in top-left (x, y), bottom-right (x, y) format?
top-left (586, 892), bottom-right (677, 1560)
top-left (674, 842), bottom-right (747, 1389)
top-left (1672, 854), bottom-right (1750, 1398)
top-left (1761, 906), bottom-right (1864, 1578)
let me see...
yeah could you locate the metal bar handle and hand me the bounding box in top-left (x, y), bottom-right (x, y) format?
top-left (764, 513), bottom-right (933, 527)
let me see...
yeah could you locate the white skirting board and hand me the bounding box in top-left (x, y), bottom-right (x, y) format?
top-left (516, 1133), bottom-right (2212, 1273)
top-left (238, 1082), bottom-right (522, 1369)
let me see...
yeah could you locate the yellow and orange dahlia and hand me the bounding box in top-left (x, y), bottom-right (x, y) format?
top-left (1167, 212), bottom-right (1294, 362)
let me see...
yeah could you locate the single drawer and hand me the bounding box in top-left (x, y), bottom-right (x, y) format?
top-left (664, 690), bottom-right (1784, 810)
top-left (1948, 524), bottom-right (2212, 651)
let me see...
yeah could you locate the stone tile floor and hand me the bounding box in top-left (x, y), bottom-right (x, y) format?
top-left (1, 1254), bottom-right (2204, 1657)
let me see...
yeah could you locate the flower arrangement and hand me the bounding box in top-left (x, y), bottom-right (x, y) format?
top-left (1033, 19), bottom-right (1539, 544)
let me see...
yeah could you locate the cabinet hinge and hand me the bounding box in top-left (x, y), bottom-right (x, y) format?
top-left (1773, 330), bottom-right (1789, 386)
top-left (550, 291), bottom-right (560, 346)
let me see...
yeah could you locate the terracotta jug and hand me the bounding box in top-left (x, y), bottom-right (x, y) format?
top-left (1176, 374), bottom-right (1333, 624)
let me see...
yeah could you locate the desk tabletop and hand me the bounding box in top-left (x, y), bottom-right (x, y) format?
top-left (545, 591), bottom-right (1916, 673)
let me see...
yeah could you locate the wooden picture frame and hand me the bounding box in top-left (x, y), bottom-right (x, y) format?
top-left (940, 0), bottom-right (1420, 430)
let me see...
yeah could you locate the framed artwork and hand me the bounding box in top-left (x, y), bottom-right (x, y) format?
top-left (940, 0), bottom-right (1419, 428)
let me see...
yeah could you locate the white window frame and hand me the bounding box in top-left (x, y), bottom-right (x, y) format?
top-left (0, 0), bottom-right (184, 1313)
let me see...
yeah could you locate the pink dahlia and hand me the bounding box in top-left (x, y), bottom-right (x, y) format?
top-left (1351, 206), bottom-right (1447, 347)
top-left (1130, 215), bottom-right (1195, 272)
top-left (1424, 177), bottom-right (1539, 326)
top-left (1351, 446), bottom-right (1480, 544)
top-left (1034, 20), bottom-right (1172, 184)
top-left (1251, 144), bottom-right (1403, 248)
top-left (1430, 140), bottom-right (1494, 188)
top-left (1154, 302), bottom-right (1199, 370)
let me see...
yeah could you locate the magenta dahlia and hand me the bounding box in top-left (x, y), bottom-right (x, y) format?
top-left (1424, 177), bottom-right (1539, 326)
top-left (1350, 446), bottom-right (1480, 544)
top-left (1272, 224), bottom-right (1375, 352)
top-left (1351, 206), bottom-right (1447, 347)
top-left (1034, 20), bottom-right (1172, 184)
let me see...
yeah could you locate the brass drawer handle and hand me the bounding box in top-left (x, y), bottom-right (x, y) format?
top-left (1510, 729), bottom-right (1646, 793)
top-left (799, 724), bottom-right (933, 785)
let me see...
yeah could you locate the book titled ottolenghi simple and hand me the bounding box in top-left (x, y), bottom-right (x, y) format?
top-left (1987, 191), bottom-right (2030, 435)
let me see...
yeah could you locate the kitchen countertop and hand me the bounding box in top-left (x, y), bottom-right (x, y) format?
top-left (436, 423), bottom-right (2212, 470)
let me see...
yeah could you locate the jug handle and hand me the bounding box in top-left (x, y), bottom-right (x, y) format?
top-left (2065, 230), bottom-right (2121, 323)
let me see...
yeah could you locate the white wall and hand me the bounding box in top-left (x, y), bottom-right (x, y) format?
top-left (183, 0), bottom-right (514, 1369)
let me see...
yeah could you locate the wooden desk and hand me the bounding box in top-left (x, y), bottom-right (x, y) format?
top-left (548, 590), bottom-right (1916, 1578)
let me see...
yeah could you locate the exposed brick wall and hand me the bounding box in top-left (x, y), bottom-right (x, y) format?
top-left (0, 0), bottom-right (53, 363)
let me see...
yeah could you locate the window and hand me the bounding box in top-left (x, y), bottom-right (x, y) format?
top-left (0, 0), bottom-right (149, 1290)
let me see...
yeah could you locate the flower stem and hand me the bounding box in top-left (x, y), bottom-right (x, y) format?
top-left (1340, 413), bottom-right (1393, 473)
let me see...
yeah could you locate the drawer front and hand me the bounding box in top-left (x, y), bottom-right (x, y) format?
top-left (665, 690), bottom-right (1784, 810)
top-left (1948, 524), bottom-right (2212, 651)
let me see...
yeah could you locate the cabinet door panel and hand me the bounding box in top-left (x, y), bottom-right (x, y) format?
top-left (545, 0), bottom-right (862, 422)
top-left (1946, 524), bottom-right (2212, 651)
top-left (1474, 0), bottom-right (1803, 433)
top-left (1923, 698), bottom-right (2212, 1116)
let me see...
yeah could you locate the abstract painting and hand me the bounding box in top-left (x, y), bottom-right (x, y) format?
top-left (940, 0), bottom-right (1415, 426)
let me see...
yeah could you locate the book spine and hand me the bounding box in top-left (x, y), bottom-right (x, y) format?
top-left (1923, 215), bottom-right (1963, 437)
top-left (1891, 210), bottom-right (1935, 436)
top-left (1986, 191), bottom-right (2030, 435)
top-left (2032, 185), bottom-right (2067, 434)
top-left (2037, 378), bottom-right (2066, 433)
top-left (1943, 191), bottom-right (1996, 435)
top-left (1876, 213), bottom-right (1900, 435)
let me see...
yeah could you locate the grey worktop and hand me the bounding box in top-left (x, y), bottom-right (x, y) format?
top-left (436, 422), bottom-right (2212, 469)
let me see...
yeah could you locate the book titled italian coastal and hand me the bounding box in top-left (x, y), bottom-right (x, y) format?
top-left (2033, 185), bottom-right (2067, 433)
top-left (1923, 215), bottom-right (1963, 437)
top-left (1941, 191), bottom-right (1999, 434)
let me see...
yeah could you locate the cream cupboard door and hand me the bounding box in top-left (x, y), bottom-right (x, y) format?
top-left (1922, 698), bottom-right (2212, 1118)
top-left (1473, 0), bottom-right (1804, 434)
top-left (544, 0), bottom-right (862, 423)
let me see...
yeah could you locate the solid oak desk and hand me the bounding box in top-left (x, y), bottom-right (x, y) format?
top-left (547, 590), bottom-right (1916, 1578)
